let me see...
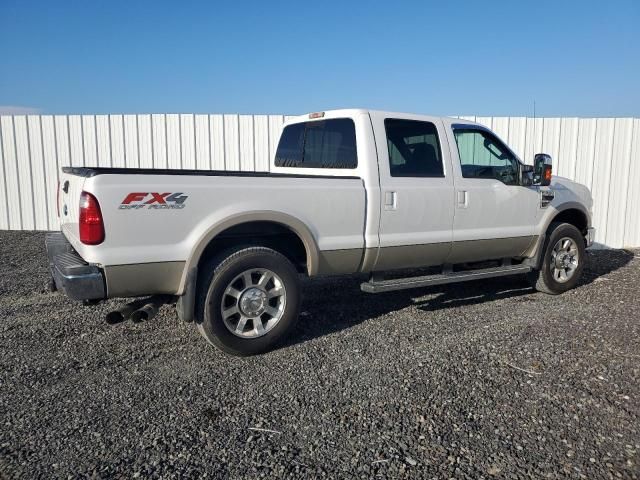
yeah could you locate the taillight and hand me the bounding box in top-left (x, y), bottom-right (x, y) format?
top-left (79, 191), bottom-right (105, 245)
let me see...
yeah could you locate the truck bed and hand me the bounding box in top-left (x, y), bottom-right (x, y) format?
top-left (57, 166), bottom-right (368, 297)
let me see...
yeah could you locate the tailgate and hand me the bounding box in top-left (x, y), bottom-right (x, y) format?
top-left (57, 169), bottom-right (86, 246)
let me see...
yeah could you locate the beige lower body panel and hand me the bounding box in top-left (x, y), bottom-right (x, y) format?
top-left (104, 261), bottom-right (185, 298)
top-left (367, 236), bottom-right (537, 273)
top-left (317, 249), bottom-right (364, 275)
top-left (103, 236), bottom-right (538, 296)
top-left (522, 234), bottom-right (544, 258)
top-left (446, 236), bottom-right (536, 264)
top-left (371, 243), bottom-right (451, 271)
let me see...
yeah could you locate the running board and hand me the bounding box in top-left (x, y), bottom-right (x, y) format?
top-left (361, 265), bottom-right (532, 293)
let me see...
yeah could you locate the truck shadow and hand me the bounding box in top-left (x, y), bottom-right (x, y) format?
top-left (281, 249), bottom-right (635, 349)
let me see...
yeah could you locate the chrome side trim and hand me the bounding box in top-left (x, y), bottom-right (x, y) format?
top-left (540, 188), bottom-right (555, 207)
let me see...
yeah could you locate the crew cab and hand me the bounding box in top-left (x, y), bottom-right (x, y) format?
top-left (46, 109), bottom-right (595, 355)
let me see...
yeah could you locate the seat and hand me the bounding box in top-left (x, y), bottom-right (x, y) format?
top-left (408, 143), bottom-right (442, 176)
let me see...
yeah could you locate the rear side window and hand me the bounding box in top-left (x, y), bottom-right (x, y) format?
top-left (275, 119), bottom-right (357, 169)
top-left (274, 123), bottom-right (305, 167)
top-left (384, 119), bottom-right (444, 177)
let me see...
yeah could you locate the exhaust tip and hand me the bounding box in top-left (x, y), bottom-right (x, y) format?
top-left (105, 311), bottom-right (126, 324)
top-left (105, 300), bottom-right (143, 325)
top-left (130, 309), bottom-right (149, 323)
top-left (108, 296), bottom-right (170, 324)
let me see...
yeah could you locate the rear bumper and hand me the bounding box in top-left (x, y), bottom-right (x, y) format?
top-left (45, 233), bottom-right (106, 301)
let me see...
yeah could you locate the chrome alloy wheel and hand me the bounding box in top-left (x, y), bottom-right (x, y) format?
top-left (220, 268), bottom-right (286, 338)
top-left (550, 237), bottom-right (580, 283)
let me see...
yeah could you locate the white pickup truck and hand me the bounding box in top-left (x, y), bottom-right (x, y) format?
top-left (47, 109), bottom-right (595, 355)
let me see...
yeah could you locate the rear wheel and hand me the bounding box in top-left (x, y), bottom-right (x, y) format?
top-left (195, 246), bottom-right (301, 355)
top-left (528, 222), bottom-right (585, 294)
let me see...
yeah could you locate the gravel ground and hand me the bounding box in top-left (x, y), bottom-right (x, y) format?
top-left (0, 231), bottom-right (639, 479)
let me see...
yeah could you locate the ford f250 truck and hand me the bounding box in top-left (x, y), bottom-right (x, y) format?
top-left (46, 109), bottom-right (595, 355)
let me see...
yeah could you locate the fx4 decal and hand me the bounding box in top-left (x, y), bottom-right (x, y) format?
top-left (119, 192), bottom-right (188, 210)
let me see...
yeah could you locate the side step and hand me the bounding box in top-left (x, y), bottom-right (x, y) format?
top-left (361, 265), bottom-right (532, 293)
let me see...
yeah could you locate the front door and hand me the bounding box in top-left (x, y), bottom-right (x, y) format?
top-left (372, 115), bottom-right (455, 271)
top-left (446, 125), bottom-right (538, 263)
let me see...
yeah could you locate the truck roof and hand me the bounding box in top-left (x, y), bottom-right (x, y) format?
top-left (287, 108), bottom-right (479, 126)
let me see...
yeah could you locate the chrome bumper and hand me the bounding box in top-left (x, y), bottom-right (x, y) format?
top-left (45, 233), bottom-right (106, 301)
top-left (586, 227), bottom-right (595, 248)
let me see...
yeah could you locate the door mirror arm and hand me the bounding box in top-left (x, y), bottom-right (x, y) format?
top-left (519, 164), bottom-right (534, 186)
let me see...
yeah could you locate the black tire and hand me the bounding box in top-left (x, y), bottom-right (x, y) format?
top-left (195, 246), bottom-right (301, 356)
top-left (527, 222), bottom-right (586, 295)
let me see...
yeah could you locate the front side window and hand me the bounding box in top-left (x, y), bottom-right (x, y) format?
top-left (453, 129), bottom-right (519, 185)
top-left (275, 118), bottom-right (357, 169)
top-left (384, 119), bottom-right (444, 177)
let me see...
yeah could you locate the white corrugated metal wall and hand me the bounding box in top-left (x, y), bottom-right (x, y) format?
top-left (0, 114), bottom-right (293, 233)
top-left (0, 114), bottom-right (638, 248)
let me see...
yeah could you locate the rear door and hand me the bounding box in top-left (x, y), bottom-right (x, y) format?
top-left (370, 113), bottom-right (455, 271)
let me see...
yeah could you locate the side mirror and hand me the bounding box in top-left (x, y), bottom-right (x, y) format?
top-left (533, 153), bottom-right (552, 186)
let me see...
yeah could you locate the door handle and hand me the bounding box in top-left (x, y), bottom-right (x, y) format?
top-left (384, 191), bottom-right (397, 210)
top-left (457, 190), bottom-right (468, 208)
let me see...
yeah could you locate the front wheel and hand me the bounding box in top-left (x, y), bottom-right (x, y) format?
top-left (195, 246), bottom-right (301, 356)
top-left (528, 222), bottom-right (586, 294)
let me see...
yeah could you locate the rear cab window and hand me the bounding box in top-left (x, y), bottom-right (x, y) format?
top-left (275, 118), bottom-right (358, 169)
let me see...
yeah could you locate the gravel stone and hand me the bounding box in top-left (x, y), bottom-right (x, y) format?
top-left (1, 231), bottom-right (639, 479)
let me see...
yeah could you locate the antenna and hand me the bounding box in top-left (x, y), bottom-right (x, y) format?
top-left (533, 100), bottom-right (537, 159)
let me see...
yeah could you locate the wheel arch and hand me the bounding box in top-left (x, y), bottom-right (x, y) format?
top-left (547, 203), bottom-right (590, 235)
top-left (524, 202), bottom-right (591, 269)
top-left (183, 211), bottom-right (320, 288)
top-left (176, 212), bottom-right (319, 323)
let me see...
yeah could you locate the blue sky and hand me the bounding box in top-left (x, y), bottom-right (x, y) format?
top-left (1, 0), bottom-right (638, 117)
